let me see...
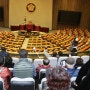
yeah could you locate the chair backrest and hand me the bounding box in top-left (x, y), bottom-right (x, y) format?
top-left (12, 57), bottom-right (19, 64)
top-left (34, 59), bottom-right (43, 68)
top-left (48, 57), bottom-right (57, 67)
top-left (81, 55), bottom-right (90, 64)
top-left (71, 56), bottom-right (80, 62)
top-left (27, 58), bottom-right (32, 62)
top-left (39, 78), bottom-right (47, 90)
top-left (10, 77), bottom-right (35, 90)
top-left (39, 69), bottom-right (46, 83)
top-left (19, 25), bottom-right (25, 30)
top-left (9, 68), bottom-right (13, 75)
top-left (58, 56), bottom-right (68, 66)
top-left (0, 77), bottom-right (4, 90)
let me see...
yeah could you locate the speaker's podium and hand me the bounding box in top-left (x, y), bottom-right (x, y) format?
top-left (31, 31), bottom-right (39, 36)
top-left (18, 30), bottom-right (27, 36)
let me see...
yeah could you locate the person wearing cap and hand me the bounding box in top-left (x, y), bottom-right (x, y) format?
top-left (65, 57), bottom-right (79, 78)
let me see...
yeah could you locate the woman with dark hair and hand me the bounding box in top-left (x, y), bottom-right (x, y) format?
top-left (52, 51), bottom-right (57, 57)
top-left (0, 55), bottom-right (12, 90)
top-left (4, 54), bottom-right (14, 68)
top-left (36, 59), bottom-right (51, 75)
top-left (46, 66), bottom-right (70, 90)
top-left (0, 47), bottom-right (10, 57)
top-left (0, 46), bottom-right (14, 68)
top-left (74, 58), bottom-right (84, 68)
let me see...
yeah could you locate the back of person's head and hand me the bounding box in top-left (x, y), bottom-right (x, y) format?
top-left (58, 51), bottom-right (63, 56)
top-left (0, 55), bottom-right (4, 66)
top-left (4, 54), bottom-right (13, 68)
top-left (52, 51), bottom-right (57, 57)
top-left (1, 47), bottom-right (6, 51)
top-left (43, 59), bottom-right (50, 66)
top-left (47, 66), bottom-right (70, 90)
top-left (75, 58), bottom-right (83, 67)
top-left (19, 49), bottom-right (28, 58)
top-left (65, 57), bottom-right (75, 69)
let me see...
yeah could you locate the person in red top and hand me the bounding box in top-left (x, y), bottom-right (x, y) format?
top-left (0, 55), bottom-right (12, 90)
top-left (36, 59), bottom-right (51, 74)
top-left (36, 59), bottom-right (52, 78)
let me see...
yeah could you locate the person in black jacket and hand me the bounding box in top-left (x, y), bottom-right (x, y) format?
top-left (73, 58), bottom-right (90, 90)
top-left (71, 37), bottom-right (78, 55)
top-left (0, 47), bottom-right (14, 68)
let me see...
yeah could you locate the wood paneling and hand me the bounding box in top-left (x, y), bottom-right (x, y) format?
top-left (0, 0), bottom-right (9, 27)
top-left (53, 0), bottom-right (90, 29)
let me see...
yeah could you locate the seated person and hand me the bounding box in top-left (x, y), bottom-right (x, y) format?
top-left (71, 58), bottom-right (84, 86)
top-left (0, 46), bottom-right (14, 68)
top-left (3, 54), bottom-right (14, 68)
top-left (44, 66), bottom-right (70, 90)
top-left (72, 58), bottom-right (90, 90)
top-left (13, 49), bottom-right (36, 78)
top-left (74, 58), bottom-right (84, 68)
top-left (65, 57), bottom-right (78, 78)
top-left (0, 47), bottom-right (10, 58)
top-left (0, 55), bottom-right (12, 90)
top-left (52, 51), bottom-right (57, 57)
top-left (36, 59), bottom-right (51, 75)
top-left (58, 50), bottom-right (63, 56)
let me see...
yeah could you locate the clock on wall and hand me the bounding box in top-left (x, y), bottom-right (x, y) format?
top-left (26, 3), bottom-right (36, 12)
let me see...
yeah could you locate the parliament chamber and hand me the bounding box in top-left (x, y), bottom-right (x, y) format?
top-left (0, 27), bottom-right (90, 59)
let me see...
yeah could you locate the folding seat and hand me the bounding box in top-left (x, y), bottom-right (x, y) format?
top-left (48, 57), bottom-right (57, 67)
top-left (27, 58), bottom-right (32, 62)
top-left (58, 56), bottom-right (68, 66)
top-left (39, 78), bottom-right (47, 90)
top-left (71, 56), bottom-right (80, 62)
top-left (34, 59), bottom-right (43, 68)
top-left (81, 55), bottom-right (90, 64)
top-left (12, 57), bottom-right (19, 64)
top-left (10, 77), bottom-right (35, 90)
top-left (39, 69), bottom-right (46, 84)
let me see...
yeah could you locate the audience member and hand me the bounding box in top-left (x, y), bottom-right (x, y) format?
top-left (0, 47), bottom-right (10, 58)
top-left (45, 66), bottom-right (70, 90)
top-left (71, 58), bottom-right (84, 88)
top-left (0, 46), bottom-right (14, 68)
top-left (52, 51), bottom-right (57, 57)
top-left (65, 57), bottom-right (78, 78)
top-left (72, 58), bottom-right (90, 90)
top-left (58, 50), bottom-right (63, 56)
top-left (4, 54), bottom-right (14, 68)
top-left (0, 55), bottom-right (12, 90)
top-left (36, 59), bottom-right (51, 76)
top-left (13, 49), bottom-right (36, 78)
